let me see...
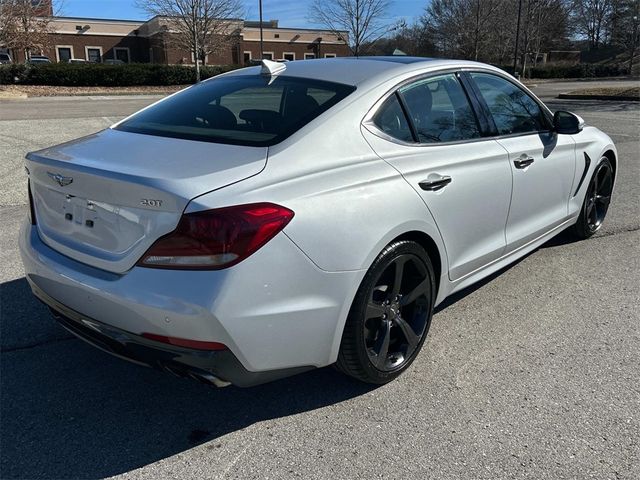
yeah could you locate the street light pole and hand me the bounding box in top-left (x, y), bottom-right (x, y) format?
top-left (259, 0), bottom-right (264, 60)
top-left (513, 0), bottom-right (523, 75)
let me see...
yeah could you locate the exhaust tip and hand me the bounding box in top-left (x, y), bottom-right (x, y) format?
top-left (193, 372), bottom-right (232, 388)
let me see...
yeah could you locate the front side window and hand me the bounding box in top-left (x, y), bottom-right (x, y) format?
top-left (470, 72), bottom-right (549, 136)
top-left (398, 74), bottom-right (481, 143)
top-left (116, 75), bottom-right (356, 146)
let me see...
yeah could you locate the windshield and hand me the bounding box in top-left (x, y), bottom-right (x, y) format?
top-left (116, 74), bottom-right (356, 146)
top-left (0, 54), bottom-right (9, 61)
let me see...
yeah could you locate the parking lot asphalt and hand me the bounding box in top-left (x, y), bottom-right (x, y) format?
top-left (0, 81), bottom-right (639, 479)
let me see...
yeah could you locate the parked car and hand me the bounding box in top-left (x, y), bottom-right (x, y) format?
top-left (0, 52), bottom-right (12, 64)
top-left (67, 58), bottom-right (89, 64)
top-left (104, 59), bottom-right (125, 65)
top-left (20, 57), bottom-right (617, 387)
top-left (27, 55), bottom-right (51, 64)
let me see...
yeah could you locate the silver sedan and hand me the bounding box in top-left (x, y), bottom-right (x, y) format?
top-left (20, 57), bottom-right (617, 386)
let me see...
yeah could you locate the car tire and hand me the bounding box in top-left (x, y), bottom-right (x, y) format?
top-left (572, 156), bottom-right (614, 240)
top-left (336, 240), bottom-right (435, 384)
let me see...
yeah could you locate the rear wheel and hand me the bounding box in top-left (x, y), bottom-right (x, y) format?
top-left (336, 240), bottom-right (435, 384)
top-left (572, 157), bottom-right (613, 239)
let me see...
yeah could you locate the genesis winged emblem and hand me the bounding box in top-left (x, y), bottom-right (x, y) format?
top-left (47, 172), bottom-right (73, 187)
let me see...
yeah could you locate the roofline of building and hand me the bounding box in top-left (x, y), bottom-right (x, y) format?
top-left (49, 16), bottom-right (146, 24)
top-left (47, 15), bottom-right (348, 35)
top-left (243, 24), bottom-right (349, 35)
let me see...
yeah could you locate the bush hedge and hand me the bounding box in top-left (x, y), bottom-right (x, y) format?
top-left (0, 63), bottom-right (240, 86)
top-left (527, 63), bottom-right (629, 79)
top-left (494, 63), bottom-right (629, 79)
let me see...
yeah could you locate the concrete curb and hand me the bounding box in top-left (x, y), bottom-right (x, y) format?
top-left (0, 92), bottom-right (28, 100)
top-left (558, 93), bottom-right (639, 101)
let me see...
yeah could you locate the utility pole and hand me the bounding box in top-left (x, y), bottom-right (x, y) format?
top-left (259, 0), bottom-right (264, 59)
top-left (513, 0), bottom-right (523, 75)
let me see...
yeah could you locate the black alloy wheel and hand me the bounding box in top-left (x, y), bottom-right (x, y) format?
top-left (337, 240), bottom-right (435, 384)
top-left (573, 157), bottom-right (614, 239)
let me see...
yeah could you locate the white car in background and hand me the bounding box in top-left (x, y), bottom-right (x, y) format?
top-left (20, 57), bottom-right (616, 387)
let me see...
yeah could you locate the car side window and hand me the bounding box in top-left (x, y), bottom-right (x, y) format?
top-left (372, 94), bottom-right (414, 143)
top-left (470, 72), bottom-right (549, 136)
top-left (398, 74), bottom-right (481, 143)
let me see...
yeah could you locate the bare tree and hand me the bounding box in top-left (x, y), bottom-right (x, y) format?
top-left (364, 20), bottom-right (437, 56)
top-left (422, 0), bottom-right (569, 66)
top-left (520, 0), bottom-right (569, 75)
top-left (609, 0), bottom-right (640, 71)
top-left (570, 0), bottom-right (614, 48)
top-left (424, 0), bottom-right (509, 61)
top-left (136, 0), bottom-right (244, 81)
top-left (0, 0), bottom-right (57, 60)
top-left (309, 0), bottom-right (397, 56)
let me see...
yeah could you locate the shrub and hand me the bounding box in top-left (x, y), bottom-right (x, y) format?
top-left (0, 63), bottom-right (240, 86)
top-left (0, 64), bottom-right (27, 84)
top-left (527, 63), bottom-right (629, 79)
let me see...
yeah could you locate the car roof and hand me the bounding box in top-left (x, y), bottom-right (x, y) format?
top-left (223, 56), bottom-right (500, 87)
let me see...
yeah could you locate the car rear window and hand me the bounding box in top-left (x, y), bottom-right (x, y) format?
top-left (0, 54), bottom-right (10, 61)
top-left (115, 75), bottom-right (356, 146)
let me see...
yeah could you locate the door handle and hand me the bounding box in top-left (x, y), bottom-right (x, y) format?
top-left (419, 175), bottom-right (452, 191)
top-left (514, 156), bottom-right (535, 169)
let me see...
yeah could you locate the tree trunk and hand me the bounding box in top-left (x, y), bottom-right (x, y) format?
top-left (474, 0), bottom-right (480, 61)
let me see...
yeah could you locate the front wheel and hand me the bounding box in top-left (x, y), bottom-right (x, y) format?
top-left (336, 240), bottom-right (435, 384)
top-left (572, 157), bottom-right (614, 239)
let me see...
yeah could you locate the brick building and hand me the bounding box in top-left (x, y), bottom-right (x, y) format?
top-left (4, 9), bottom-right (350, 65)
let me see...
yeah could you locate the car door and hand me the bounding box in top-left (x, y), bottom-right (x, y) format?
top-left (362, 72), bottom-right (513, 281)
top-left (468, 72), bottom-right (576, 250)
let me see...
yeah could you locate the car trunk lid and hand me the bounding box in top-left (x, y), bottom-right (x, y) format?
top-left (27, 128), bottom-right (267, 273)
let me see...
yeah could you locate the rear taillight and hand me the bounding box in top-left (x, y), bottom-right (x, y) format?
top-left (28, 180), bottom-right (37, 225)
top-left (137, 203), bottom-right (294, 270)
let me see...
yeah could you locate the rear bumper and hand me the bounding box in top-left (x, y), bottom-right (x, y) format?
top-left (29, 279), bottom-right (311, 387)
top-left (19, 219), bottom-right (363, 382)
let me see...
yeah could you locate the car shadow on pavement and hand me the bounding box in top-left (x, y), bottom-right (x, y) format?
top-left (0, 277), bottom-right (377, 480)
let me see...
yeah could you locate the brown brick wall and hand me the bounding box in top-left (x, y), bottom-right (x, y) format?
top-left (12, 34), bottom-right (150, 63)
top-left (240, 40), bottom-right (350, 63)
top-left (8, 26), bottom-right (349, 65)
top-left (156, 33), bottom-right (241, 65)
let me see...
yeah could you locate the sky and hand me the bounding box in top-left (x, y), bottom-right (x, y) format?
top-left (60, 0), bottom-right (427, 28)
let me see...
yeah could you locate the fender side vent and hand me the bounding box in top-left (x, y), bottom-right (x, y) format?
top-left (573, 152), bottom-right (591, 197)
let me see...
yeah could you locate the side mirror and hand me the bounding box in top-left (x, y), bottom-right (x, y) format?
top-left (553, 111), bottom-right (584, 134)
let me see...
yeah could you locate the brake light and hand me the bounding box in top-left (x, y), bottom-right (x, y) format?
top-left (28, 181), bottom-right (37, 225)
top-left (137, 203), bottom-right (294, 270)
top-left (141, 333), bottom-right (228, 351)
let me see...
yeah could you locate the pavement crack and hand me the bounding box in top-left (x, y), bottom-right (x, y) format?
top-left (1, 335), bottom-right (75, 354)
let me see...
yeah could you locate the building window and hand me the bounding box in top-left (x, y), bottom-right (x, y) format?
top-left (274, 33), bottom-right (280, 38)
top-left (56, 46), bottom-right (73, 63)
top-left (283, 52), bottom-right (295, 61)
top-left (243, 51), bottom-right (252, 65)
top-left (304, 53), bottom-right (316, 60)
top-left (262, 52), bottom-right (274, 60)
top-left (85, 47), bottom-right (102, 63)
top-left (114, 47), bottom-right (130, 63)
top-left (324, 53), bottom-right (336, 58)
